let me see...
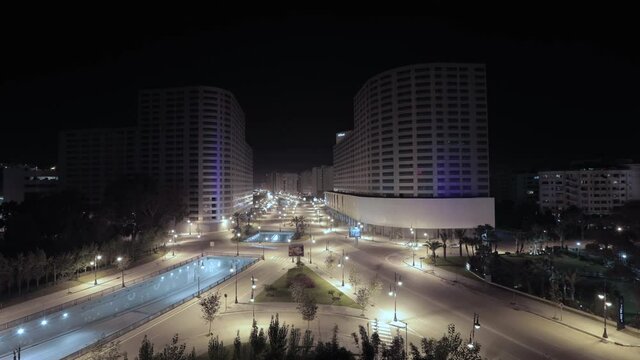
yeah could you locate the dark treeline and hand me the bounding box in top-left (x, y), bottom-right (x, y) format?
top-left (0, 175), bottom-right (187, 297)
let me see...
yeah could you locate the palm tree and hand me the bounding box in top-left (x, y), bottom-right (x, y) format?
top-left (453, 229), bottom-right (466, 257)
top-left (438, 230), bottom-right (449, 259)
top-left (425, 240), bottom-right (443, 265)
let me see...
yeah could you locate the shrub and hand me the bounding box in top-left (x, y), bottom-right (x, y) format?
top-left (287, 273), bottom-right (316, 289)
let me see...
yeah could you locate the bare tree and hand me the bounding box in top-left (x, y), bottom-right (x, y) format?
top-left (200, 291), bottom-right (222, 336)
top-left (348, 266), bottom-right (362, 292)
top-left (355, 288), bottom-right (371, 316)
top-left (298, 295), bottom-right (318, 329)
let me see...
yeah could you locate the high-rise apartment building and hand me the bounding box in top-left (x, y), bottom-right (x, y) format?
top-left (60, 86), bottom-right (253, 231)
top-left (539, 165), bottom-right (640, 215)
top-left (137, 86), bottom-right (253, 226)
top-left (328, 64), bottom-right (494, 233)
top-left (334, 63), bottom-right (489, 197)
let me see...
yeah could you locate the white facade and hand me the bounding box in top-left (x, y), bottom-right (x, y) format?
top-left (325, 191), bottom-right (494, 229)
top-left (138, 86), bottom-right (253, 228)
top-left (334, 63), bottom-right (489, 198)
top-left (539, 165), bottom-right (640, 215)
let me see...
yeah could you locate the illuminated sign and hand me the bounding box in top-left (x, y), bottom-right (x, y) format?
top-left (349, 226), bottom-right (361, 238)
top-left (337, 132), bottom-right (345, 137)
top-left (288, 244), bottom-right (304, 257)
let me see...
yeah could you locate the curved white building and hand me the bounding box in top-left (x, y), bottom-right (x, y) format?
top-left (329, 64), bottom-right (494, 234)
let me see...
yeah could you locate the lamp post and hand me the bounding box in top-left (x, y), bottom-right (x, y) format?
top-left (188, 219), bottom-right (192, 235)
top-left (388, 272), bottom-right (402, 322)
top-left (251, 275), bottom-right (256, 321)
top-left (93, 255), bottom-right (102, 285)
top-left (117, 256), bottom-right (125, 288)
top-left (338, 249), bottom-right (348, 286)
top-left (310, 236), bottom-right (316, 264)
top-left (236, 232), bottom-right (240, 256)
top-left (576, 242), bottom-right (581, 259)
top-left (234, 260), bottom-right (239, 304)
top-left (598, 293), bottom-right (612, 338)
top-left (467, 313), bottom-right (481, 349)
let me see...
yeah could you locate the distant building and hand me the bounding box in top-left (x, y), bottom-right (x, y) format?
top-left (513, 173), bottom-right (539, 205)
top-left (265, 172), bottom-right (299, 194)
top-left (539, 164), bottom-right (640, 215)
top-left (59, 86), bottom-right (253, 231)
top-left (299, 170), bottom-right (313, 195)
top-left (59, 127), bottom-right (136, 204)
top-left (1, 165), bottom-right (59, 203)
top-left (328, 63), bottom-right (494, 235)
top-left (311, 165), bottom-right (333, 198)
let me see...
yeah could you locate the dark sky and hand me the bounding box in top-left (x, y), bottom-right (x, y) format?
top-left (1, 9), bottom-right (638, 178)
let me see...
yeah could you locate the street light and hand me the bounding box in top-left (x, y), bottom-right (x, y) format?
top-left (117, 256), bottom-right (125, 288)
top-left (233, 260), bottom-right (239, 304)
top-left (310, 236), bottom-right (316, 264)
top-left (236, 232), bottom-right (240, 256)
top-left (93, 254), bottom-right (102, 285)
top-left (597, 293), bottom-right (612, 338)
top-left (467, 313), bottom-right (481, 349)
top-left (251, 275), bottom-right (256, 321)
top-left (338, 249), bottom-right (348, 286)
top-left (188, 219), bottom-right (192, 235)
top-left (388, 272), bottom-right (402, 322)
top-left (576, 242), bottom-right (581, 258)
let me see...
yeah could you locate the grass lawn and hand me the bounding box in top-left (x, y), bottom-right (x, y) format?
top-left (421, 255), bottom-right (479, 281)
top-left (500, 253), bottom-right (607, 274)
top-left (255, 264), bottom-right (358, 308)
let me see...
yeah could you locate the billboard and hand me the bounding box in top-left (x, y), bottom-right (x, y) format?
top-left (288, 243), bottom-right (304, 257)
top-left (349, 226), bottom-right (361, 238)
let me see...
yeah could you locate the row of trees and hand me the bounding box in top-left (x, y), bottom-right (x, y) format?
top-left (0, 176), bottom-right (187, 298)
top-left (87, 315), bottom-right (481, 360)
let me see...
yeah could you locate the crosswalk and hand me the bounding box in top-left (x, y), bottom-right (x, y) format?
top-left (370, 318), bottom-right (394, 345)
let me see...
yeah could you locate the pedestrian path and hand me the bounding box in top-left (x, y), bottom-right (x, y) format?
top-left (370, 318), bottom-right (393, 345)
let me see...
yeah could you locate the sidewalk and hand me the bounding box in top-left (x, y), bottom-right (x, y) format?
top-left (0, 251), bottom-right (196, 327)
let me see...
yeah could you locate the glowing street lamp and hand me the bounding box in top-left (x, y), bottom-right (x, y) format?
top-left (93, 254), bottom-right (102, 285)
top-left (467, 313), bottom-right (481, 349)
top-left (338, 249), bottom-right (348, 286)
top-left (117, 256), bottom-right (125, 287)
top-left (188, 219), bottom-right (192, 235)
top-left (388, 272), bottom-right (402, 321)
top-left (310, 237), bottom-right (316, 264)
top-left (598, 293), bottom-right (613, 338)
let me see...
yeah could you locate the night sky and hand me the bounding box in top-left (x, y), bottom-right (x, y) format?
top-left (1, 10), bottom-right (638, 178)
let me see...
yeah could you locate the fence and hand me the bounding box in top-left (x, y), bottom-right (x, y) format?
top-left (2, 254), bottom-right (202, 331)
top-left (60, 255), bottom-right (259, 359)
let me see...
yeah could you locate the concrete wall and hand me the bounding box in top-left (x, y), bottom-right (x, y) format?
top-left (325, 191), bottom-right (495, 229)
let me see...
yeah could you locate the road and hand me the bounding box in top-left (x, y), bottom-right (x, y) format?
top-left (5, 195), bottom-right (640, 359)
top-left (0, 256), bottom-right (255, 360)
